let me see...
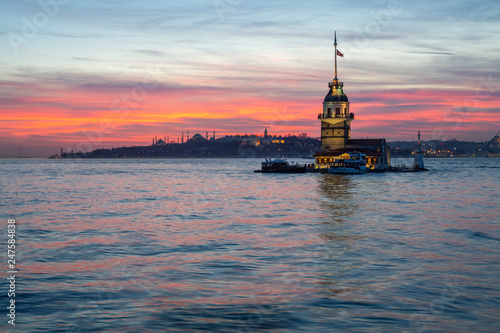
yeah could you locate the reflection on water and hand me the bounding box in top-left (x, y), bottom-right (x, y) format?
top-left (1, 158), bottom-right (499, 332)
top-left (318, 174), bottom-right (356, 225)
top-left (313, 174), bottom-right (366, 313)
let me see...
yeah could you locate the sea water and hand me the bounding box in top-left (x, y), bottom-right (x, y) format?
top-left (1, 158), bottom-right (499, 332)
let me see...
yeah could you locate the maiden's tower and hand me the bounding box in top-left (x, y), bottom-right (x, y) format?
top-left (314, 32), bottom-right (390, 171)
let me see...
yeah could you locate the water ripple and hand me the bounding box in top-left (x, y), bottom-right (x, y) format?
top-left (1, 158), bottom-right (499, 332)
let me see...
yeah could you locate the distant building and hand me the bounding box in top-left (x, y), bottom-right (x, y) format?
top-left (189, 133), bottom-right (206, 143)
top-left (314, 33), bottom-right (390, 171)
top-left (489, 132), bottom-right (500, 148)
top-left (153, 138), bottom-right (167, 146)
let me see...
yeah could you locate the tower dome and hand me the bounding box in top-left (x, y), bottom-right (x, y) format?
top-left (324, 79), bottom-right (349, 103)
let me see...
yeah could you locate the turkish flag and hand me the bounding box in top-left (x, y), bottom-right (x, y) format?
top-left (337, 50), bottom-right (344, 57)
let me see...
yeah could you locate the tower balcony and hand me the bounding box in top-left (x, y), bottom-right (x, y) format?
top-left (318, 113), bottom-right (354, 119)
top-left (318, 112), bottom-right (354, 126)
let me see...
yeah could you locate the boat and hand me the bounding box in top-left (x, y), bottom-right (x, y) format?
top-left (254, 158), bottom-right (306, 173)
top-left (327, 151), bottom-right (367, 174)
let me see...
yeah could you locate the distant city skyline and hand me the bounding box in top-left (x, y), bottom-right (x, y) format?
top-left (1, 0), bottom-right (499, 157)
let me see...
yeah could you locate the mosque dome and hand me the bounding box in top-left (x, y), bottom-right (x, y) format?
top-left (191, 133), bottom-right (205, 141)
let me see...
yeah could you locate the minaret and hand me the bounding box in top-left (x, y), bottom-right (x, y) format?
top-left (319, 31), bottom-right (353, 152)
top-left (187, 130), bottom-right (190, 141)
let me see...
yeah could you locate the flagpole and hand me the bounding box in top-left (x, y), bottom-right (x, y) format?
top-left (334, 31), bottom-right (337, 80)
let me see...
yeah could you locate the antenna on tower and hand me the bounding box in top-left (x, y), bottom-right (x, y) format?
top-left (334, 31), bottom-right (338, 80)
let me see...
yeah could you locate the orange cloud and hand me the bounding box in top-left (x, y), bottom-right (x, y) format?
top-left (1, 77), bottom-right (499, 157)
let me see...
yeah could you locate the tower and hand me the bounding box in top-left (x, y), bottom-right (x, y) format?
top-left (319, 31), bottom-right (353, 152)
top-left (264, 128), bottom-right (268, 138)
top-left (314, 33), bottom-right (390, 170)
top-left (413, 130), bottom-right (425, 170)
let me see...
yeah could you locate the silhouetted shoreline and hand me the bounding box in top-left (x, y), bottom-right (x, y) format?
top-left (50, 133), bottom-right (500, 159)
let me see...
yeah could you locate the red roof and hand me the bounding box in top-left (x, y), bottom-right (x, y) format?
top-left (347, 138), bottom-right (386, 146)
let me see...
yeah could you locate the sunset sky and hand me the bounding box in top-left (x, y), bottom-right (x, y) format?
top-left (1, 0), bottom-right (499, 157)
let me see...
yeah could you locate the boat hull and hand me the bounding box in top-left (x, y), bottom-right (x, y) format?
top-left (255, 167), bottom-right (306, 173)
top-left (328, 168), bottom-right (366, 174)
